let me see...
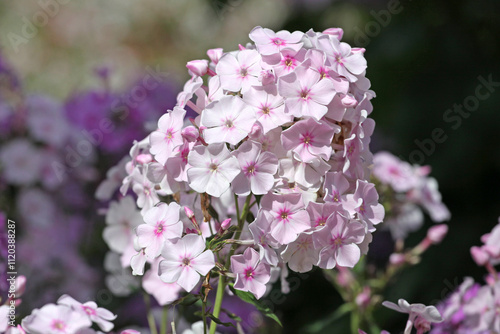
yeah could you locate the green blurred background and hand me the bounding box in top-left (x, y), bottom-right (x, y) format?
top-left (1, 0), bottom-right (500, 332)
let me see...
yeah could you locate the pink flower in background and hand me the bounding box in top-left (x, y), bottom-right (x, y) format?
top-left (231, 247), bottom-right (271, 299)
top-left (344, 180), bottom-right (385, 228)
top-left (383, 299), bottom-right (442, 334)
top-left (278, 65), bottom-right (336, 120)
top-left (315, 212), bottom-right (366, 269)
top-left (261, 193), bottom-right (310, 244)
top-left (201, 95), bottom-right (256, 145)
top-left (149, 106), bottom-right (186, 165)
top-left (187, 143), bottom-right (240, 197)
top-left (373, 151), bottom-right (418, 192)
top-left (142, 260), bottom-right (182, 305)
top-left (103, 196), bottom-right (143, 254)
top-left (159, 234), bottom-right (215, 292)
top-left (281, 232), bottom-right (319, 273)
top-left (21, 304), bottom-right (92, 334)
top-left (249, 26), bottom-right (304, 56)
top-left (136, 202), bottom-right (183, 258)
top-left (281, 117), bottom-right (336, 162)
top-left (231, 141), bottom-right (278, 196)
top-left (57, 295), bottom-right (116, 332)
top-left (216, 49), bottom-right (262, 93)
top-left (0, 139), bottom-right (41, 185)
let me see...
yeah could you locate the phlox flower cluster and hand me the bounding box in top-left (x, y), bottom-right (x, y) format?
top-left (372, 152), bottom-right (450, 240)
top-left (431, 218), bottom-right (500, 334)
top-left (105, 25), bottom-right (384, 311)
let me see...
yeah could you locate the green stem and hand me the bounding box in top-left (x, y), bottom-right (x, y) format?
top-left (209, 274), bottom-right (225, 334)
top-left (143, 293), bottom-right (158, 334)
top-left (350, 306), bottom-right (360, 334)
top-left (202, 300), bottom-right (208, 334)
top-left (210, 196), bottom-right (252, 334)
top-left (161, 306), bottom-right (168, 334)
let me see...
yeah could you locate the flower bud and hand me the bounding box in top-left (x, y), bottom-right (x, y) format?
top-left (135, 153), bottom-right (152, 165)
top-left (427, 224), bottom-right (448, 244)
top-left (220, 218), bottom-right (232, 231)
top-left (259, 69), bottom-right (275, 86)
top-left (389, 253), bottom-right (406, 266)
top-left (186, 60), bottom-right (209, 77)
top-left (182, 125), bottom-right (199, 142)
top-left (184, 206), bottom-right (195, 219)
top-left (15, 275), bottom-right (26, 297)
top-left (340, 93), bottom-right (358, 107)
top-left (207, 48), bottom-right (223, 65)
top-left (323, 27), bottom-right (343, 40)
top-left (470, 246), bottom-right (489, 266)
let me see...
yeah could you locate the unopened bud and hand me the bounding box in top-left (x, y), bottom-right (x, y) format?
top-left (389, 253), bottom-right (406, 266)
top-left (184, 206), bottom-right (195, 219)
top-left (207, 48), bottom-right (223, 65)
top-left (182, 125), bottom-right (199, 142)
top-left (221, 218), bottom-right (232, 231)
top-left (470, 246), bottom-right (489, 266)
top-left (135, 154), bottom-right (152, 165)
top-left (340, 94), bottom-right (358, 107)
top-left (427, 224), bottom-right (448, 244)
top-left (259, 69), bottom-right (275, 86)
top-left (186, 60), bottom-right (209, 77)
top-left (323, 27), bottom-right (343, 40)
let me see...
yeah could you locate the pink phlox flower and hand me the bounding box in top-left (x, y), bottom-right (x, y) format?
top-left (231, 247), bottom-right (271, 299)
top-left (281, 231), bottom-right (319, 273)
top-left (177, 76), bottom-right (203, 108)
top-left (187, 143), bottom-right (240, 197)
top-left (323, 171), bottom-right (351, 205)
top-left (413, 177), bottom-right (451, 222)
top-left (201, 95), bottom-right (256, 145)
top-left (344, 180), bottom-right (385, 229)
top-left (249, 211), bottom-right (280, 266)
top-left (21, 303), bottom-right (92, 334)
top-left (186, 59), bottom-right (209, 77)
top-left (0, 138), bottom-right (42, 186)
top-left (231, 141), bottom-right (278, 196)
top-left (317, 35), bottom-right (367, 82)
top-left (268, 47), bottom-right (306, 77)
top-left (130, 165), bottom-right (160, 214)
top-left (373, 152), bottom-right (419, 192)
top-left (261, 193), bottom-right (310, 244)
top-left (278, 153), bottom-right (330, 190)
top-left (149, 107), bottom-right (186, 165)
top-left (249, 26), bottom-right (304, 56)
top-left (248, 126), bottom-right (287, 158)
top-left (216, 49), bottom-right (262, 93)
top-left (243, 84), bottom-right (291, 134)
top-left (382, 299), bottom-right (443, 334)
top-left (103, 196), bottom-right (143, 254)
top-left (281, 117), bottom-right (337, 162)
top-left (159, 234), bottom-right (215, 292)
top-left (278, 63), bottom-right (336, 120)
top-left (95, 156), bottom-right (129, 200)
top-left (306, 201), bottom-right (340, 230)
top-left (146, 161), bottom-right (181, 195)
top-left (57, 295), bottom-right (117, 332)
top-left (273, 179), bottom-right (318, 206)
top-left (383, 203), bottom-right (424, 240)
top-left (136, 202), bottom-right (183, 258)
top-left (315, 212), bottom-right (366, 269)
top-left (142, 259), bottom-right (182, 306)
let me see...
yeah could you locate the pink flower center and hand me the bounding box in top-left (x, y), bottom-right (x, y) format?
top-left (239, 67), bottom-right (248, 77)
top-left (357, 202), bottom-right (366, 214)
top-left (155, 221), bottom-right (165, 236)
top-left (300, 89), bottom-right (310, 100)
top-left (315, 216), bottom-right (328, 227)
top-left (331, 235), bottom-right (344, 249)
top-left (346, 144), bottom-right (356, 157)
top-left (301, 132), bottom-right (314, 145)
top-left (51, 319), bottom-right (66, 331)
top-left (182, 258), bottom-right (191, 266)
top-left (331, 190), bottom-right (340, 202)
top-left (82, 305), bottom-right (96, 315)
top-left (225, 119), bottom-right (234, 128)
top-left (260, 105), bottom-right (271, 115)
top-left (244, 267), bottom-right (255, 280)
top-left (278, 209), bottom-right (291, 223)
top-left (209, 163), bottom-right (219, 172)
top-left (272, 38), bottom-right (284, 45)
top-left (165, 129), bottom-right (174, 141)
top-left (244, 162), bottom-right (257, 176)
top-left (334, 53), bottom-right (344, 65)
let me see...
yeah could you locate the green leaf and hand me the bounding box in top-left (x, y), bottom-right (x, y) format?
top-left (221, 308), bottom-right (242, 322)
top-left (207, 313), bottom-right (236, 327)
top-left (228, 284), bottom-right (282, 327)
top-left (172, 294), bottom-right (200, 306)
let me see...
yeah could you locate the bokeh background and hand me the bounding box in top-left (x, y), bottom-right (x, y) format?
top-left (1, 0), bottom-right (500, 333)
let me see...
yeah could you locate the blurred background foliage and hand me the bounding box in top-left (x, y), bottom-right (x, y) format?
top-left (1, 0), bottom-right (499, 332)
